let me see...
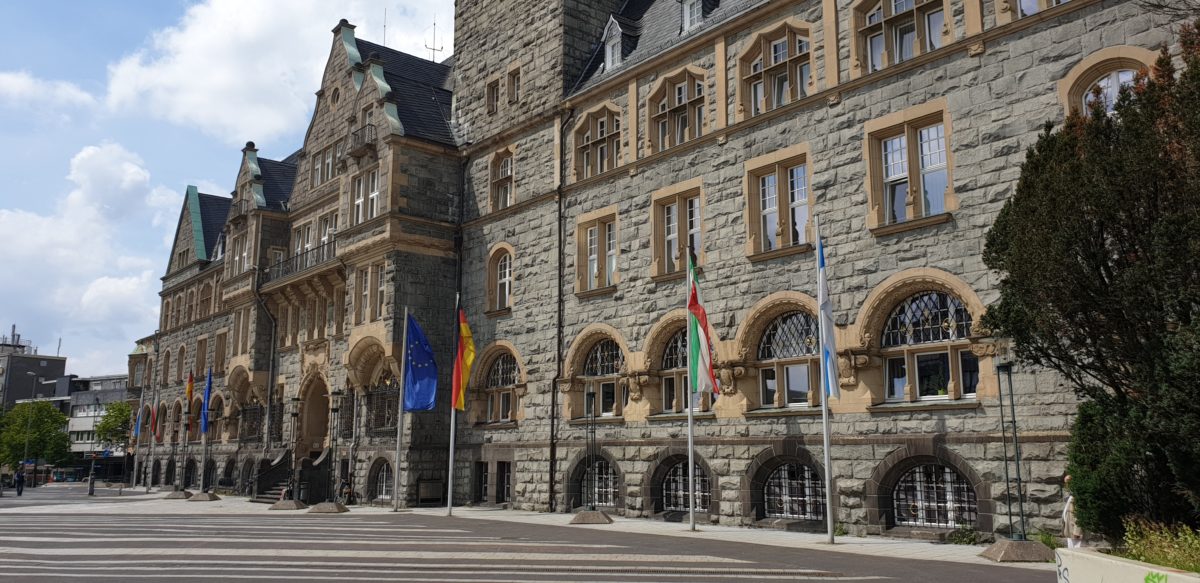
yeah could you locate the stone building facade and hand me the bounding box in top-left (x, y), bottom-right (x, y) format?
top-left (129, 0), bottom-right (1179, 537)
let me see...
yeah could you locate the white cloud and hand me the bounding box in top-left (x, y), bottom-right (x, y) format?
top-left (105, 0), bottom-right (454, 146)
top-left (0, 71), bottom-right (97, 109)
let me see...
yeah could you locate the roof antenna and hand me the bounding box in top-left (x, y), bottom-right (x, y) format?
top-left (383, 7), bottom-right (389, 46)
top-left (425, 15), bottom-right (444, 62)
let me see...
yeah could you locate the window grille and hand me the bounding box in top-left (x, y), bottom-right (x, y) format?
top-left (487, 354), bottom-right (519, 388)
top-left (583, 339), bottom-right (624, 377)
top-left (372, 462), bottom-right (393, 501)
top-left (338, 391), bottom-right (356, 439)
top-left (881, 292), bottom-right (972, 347)
top-left (269, 401), bottom-right (283, 442)
top-left (581, 459), bottom-right (619, 507)
top-left (366, 380), bottom-right (400, 437)
top-left (892, 464), bottom-right (977, 528)
top-left (764, 463), bottom-right (824, 520)
top-left (661, 329), bottom-right (688, 371)
top-left (758, 311), bottom-right (819, 360)
top-left (240, 404), bottom-right (263, 443)
top-left (662, 461), bottom-right (709, 512)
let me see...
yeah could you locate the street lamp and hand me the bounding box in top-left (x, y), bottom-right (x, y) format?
top-left (328, 388), bottom-right (343, 504)
top-left (290, 396), bottom-right (300, 502)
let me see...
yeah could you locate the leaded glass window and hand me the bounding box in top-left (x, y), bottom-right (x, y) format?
top-left (487, 354), bottom-right (518, 388)
top-left (583, 339), bottom-right (624, 377)
top-left (765, 462), bottom-right (824, 520)
top-left (892, 464), bottom-right (977, 528)
top-left (881, 292), bottom-right (972, 347)
top-left (758, 311), bottom-right (819, 408)
top-left (758, 311), bottom-right (819, 360)
top-left (663, 461), bottom-right (710, 512)
top-left (662, 329), bottom-right (687, 371)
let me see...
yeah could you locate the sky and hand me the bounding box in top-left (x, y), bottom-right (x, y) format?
top-left (0, 0), bottom-right (455, 377)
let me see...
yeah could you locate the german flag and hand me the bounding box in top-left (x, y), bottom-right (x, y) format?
top-left (451, 309), bottom-right (475, 411)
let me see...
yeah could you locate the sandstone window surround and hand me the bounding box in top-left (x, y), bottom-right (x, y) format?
top-left (647, 66), bottom-right (706, 154)
top-left (863, 98), bottom-right (956, 235)
top-left (655, 327), bottom-right (717, 414)
top-left (757, 310), bottom-right (822, 409)
top-left (185, 290), bottom-right (195, 322)
top-left (214, 332), bottom-right (227, 375)
top-left (351, 168), bottom-right (380, 225)
top-left (880, 291), bottom-right (977, 403)
top-left (582, 338), bottom-right (627, 418)
top-left (482, 351), bottom-right (520, 424)
top-left (309, 140), bottom-right (344, 187)
top-left (662, 460), bottom-right (710, 512)
top-left (356, 267), bottom-right (369, 325)
top-left (743, 143), bottom-right (814, 261)
top-left (195, 337), bottom-right (208, 377)
top-left (650, 177), bottom-right (704, 280)
top-left (228, 234), bottom-right (248, 275)
top-left (737, 18), bottom-right (816, 121)
top-left (176, 344), bottom-right (185, 383)
top-left (489, 147), bottom-right (517, 212)
top-left (486, 79), bottom-right (500, 115)
top-left (197, 283), bottom-right (213, 319)
top-left (580, 458), bottom-right (620, 508)
top-left (574, 103), bottom-right (623, 181)
top-left (574, 205), bottom-right (620, 296)
top-left (995, 0), bottom-right (1070, 26)
top-left (162, 299), bottom-right (171, 329)
top-left (507, 66), bottom-right (521, 104)
top-left (373, 261), bottom-right (386, 321)
top-left (486, 243), bottom-right (516, 316)
top-left (764, 462), bottom-right (825, 520)
top-left (161, 350), bottom-right (171, 387)
top-left (850, 0), bottom-right (951, 79)
top-left (1056, 46), bottom-right (1158, 118)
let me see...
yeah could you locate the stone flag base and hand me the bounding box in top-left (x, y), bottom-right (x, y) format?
top-left (163, 490), bottom-right (193, 500)
top-left (980, 538), bottom-right (1055, 563)
top-left (307, 501), bottom-right (349, 513)
top-left (188, 492), bottom-right (221, 502)
top-left (570, 510), bottom-right (614, 525)
top-left (270, 499), bottom-right (309, 510)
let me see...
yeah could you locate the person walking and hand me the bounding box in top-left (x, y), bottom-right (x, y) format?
top-left (14, 468), bottom-right (25, 496)
top-left (1063, 474), bottom-right (1084, 548)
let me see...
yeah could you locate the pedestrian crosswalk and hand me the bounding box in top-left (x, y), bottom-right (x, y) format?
top-left (0, 513), bottom-right (874, 582)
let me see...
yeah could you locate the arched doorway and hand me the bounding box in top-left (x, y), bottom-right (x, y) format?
top-left (152, 460), bottom-right (161, 486)
top-left (203, 459), bottom-right (217, 491)
top-left (299, 376), bottom-right (330, 457)
top-left (240, 459), bottom-right (255, 495)
top-left (164, 460), bottom-right (176, 485)
top-left (183, 459), bottom-right (197, 489)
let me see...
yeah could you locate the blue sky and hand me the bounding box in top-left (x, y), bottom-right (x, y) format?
top-left (0, 1), bottom-right (454, 376)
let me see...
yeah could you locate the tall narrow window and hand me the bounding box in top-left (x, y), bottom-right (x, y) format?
top-left (788, 164), bottom-right (809, 246)
top-left (894, 22), bottom-right (915, 64)
top-left (374, 263), bottom-right (385, 320)
top-left (663, 203), bottom-right (679, 274)
top-left (352, 174), bottom-right (365, 225)
top-left (918, 124), bottom-right (947, 215)
top-left (682, 0), bottom-right (702, 31)
top-left (578, 215), bottom-right (618, 292)
top-left (491, 150), bottom-right (515, 211)
top-left (507, 69), bottom-right (521, 103)
top-left (486, 80), bottom-right (499, 114)
top-left (358, 268), bottom-right (369, 324)
top-left (366, 169), bottom-right (380, 220)
top-left (868, 33), bottom-right (885, 72)
top-left (925, 10), bottom-right (944, 52)
top-left (759, 174), bottom-right (779, 252)
top-left (882, 136), bottom-right (909, 225)
top-left (605, 37), bottom-right (621, 70)
top-left (586, 226), bottom-right (599, 291)
top-left (649, 70), bottom-right (705, 152)
top-left (604, 222), bottom-right (616, 288)
top-left (496, 252), bottom-right (512, 309)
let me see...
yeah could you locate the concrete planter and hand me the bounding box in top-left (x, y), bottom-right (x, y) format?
top-left (1056, 549), bottom-right (1200, 583)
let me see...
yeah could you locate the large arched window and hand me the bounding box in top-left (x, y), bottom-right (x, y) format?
top-left (764, 462), bottom-right (824, 520)
top-left (757, 311), bottom-right (819, 408)
top-left (483, 352), bottom-right (519, 424)
top-left (662, 460), bottom-right (709, 512)
top-left (369, 459), bottom-right (393, 503)
top-left (892, 464), bottom-right (977, 528)
top-left (1058, 47), bottom-right (1156, 118)
top-left (580, 458), bottom-right (619, 508)
top-left (880, 291), bottom-right (976, 401)
top-left (1084, 69), bottom-right (1137, 115)
top-left (658, 328), bottom-right (716, 414)
top-left (582, 339), bottom-right (625, 417)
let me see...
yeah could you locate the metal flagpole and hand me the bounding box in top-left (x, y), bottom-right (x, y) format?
top-left (447, 293), bottom-right (460, 516)
top-left (200, 408), bottom-right (209, 493)
top-left (686, 244), bottom-right (697, 532)
top-left (134, 382), bottom-right (146, 488)
top-left (147, 387), bottom-right (157, 493)
top-left (392, 305), bottom-right (410, 513)
top-left (816, 216), bottom-right (836, 545)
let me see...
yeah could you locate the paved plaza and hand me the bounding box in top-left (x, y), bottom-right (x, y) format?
top-left (0, 485), bottom-right (1054, 582)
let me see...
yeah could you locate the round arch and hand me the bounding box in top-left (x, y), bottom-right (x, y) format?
top-left (297, 372), bottom-right (331, 454)
top-left (851, 268), bottom-right (986, 351)
top-left (240, 459), bottom-right (256, 495)
top-left (564, 323), bottom-right (632, 377)
top-left (642, 446), bottom-right (718, 517)
top-left (346, 336), bottom-right (392, 392)
top-left (564, 447), bottom-right (625, 511)
top-left (365, 456), bottom-right (395, 504)
top-left (1057, 45), bottom-right (1158, 116)
top-left (470, 340), bottom-right (529, 389)
top-left (864, 444), bottom-right (991, 533)
top-left (734, 291), bottom-right (819, 361)
top-left (742, 439), bottom-right (829, 523)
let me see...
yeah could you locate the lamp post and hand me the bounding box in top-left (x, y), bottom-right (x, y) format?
top-left (290, 396), bottom-right (300, 502)
top-left (995, 362), bottom-right (1028, 540)
top-left (328, 388), bottom-right (343, 504)
top-left (586, 391), bottom-right (597, 512)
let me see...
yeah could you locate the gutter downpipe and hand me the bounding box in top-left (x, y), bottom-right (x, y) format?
top-left (251, 268), bottom-right (278, 458)
top-left (550, 105), bottom-right (576, 513)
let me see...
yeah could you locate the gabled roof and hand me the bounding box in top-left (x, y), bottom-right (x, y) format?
top-left (195, 191), bottom-right (231, 260)
top-left (257, 156), bottom-right (297, 211)
top-left (572, 0), bottom-right (753, 95)
top-left (356, 38), bottom-right (454, 90)
top-left (355, 38), bottom-right (456, 147)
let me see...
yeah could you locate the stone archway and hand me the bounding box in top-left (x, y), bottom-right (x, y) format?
top-left (299, 376), bottom-right (330, 457)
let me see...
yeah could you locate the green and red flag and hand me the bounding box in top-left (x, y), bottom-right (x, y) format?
top-left (451, 308), bottom-right (476, 411)
top-left (687, 250), bottom-right (718, 395)
top-left (185, 372), bottom-right (195, 431)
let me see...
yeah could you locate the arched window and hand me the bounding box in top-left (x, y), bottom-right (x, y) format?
top-left (662, 460), bottom-right (709, 512)
top-left (582, 339), bottom-right (625, 417)
top-left (161, 351), bottom-right (171, 387)
top-left (490, 149), bottom-right (515, 211)
top-left (483, 352), bottom-right (519, 423)
top-left (162, 299), bottom-right (171, 329)
top-left (581, 458), bottom-right (619, 508)
top-left (658, 328), bottom-right (716, 413)
top-left (176, 346), bottom-right (186, 383)
top-left (488, 249), bottom-right (514, 312)
top-left (892, 464), bottom-right (977, 528)
top-left (575, 106), bottom-right (622, 179)
top-left (1084, 69), bottom-right (1137, 115)
top-left (880, 291), bottom-right (976, 401)
top-left (197, 284), bottom-right (213, 318)
top-left (366, 373), bottom-right (399, 437)
top-left (648, 69), bottom-right (705, 153)
top-left (185, 290), bottom-right (195, 322)
top-left (370, 460), bottom-right (394, 502)
top-left (764, 462), bottom-right (824, 520)
top-left (757, 311), bottom-right (819, 408)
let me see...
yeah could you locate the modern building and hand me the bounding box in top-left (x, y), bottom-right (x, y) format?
top-left (129, 0), bottom-right (1179, 537)
top-left (0, 326), bottom-right (67, 409)
top-left (66, 375), bottom-right (134, 481)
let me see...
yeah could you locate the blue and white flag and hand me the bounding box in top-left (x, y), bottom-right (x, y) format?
top-left (816, 229), bottom-right (841, 399)
top-left (200, 367), bottom-right (213, 433)
top-left (404, 314), bottom-right (438, 412)
top-left (134, 405), bottom-right (143, 438)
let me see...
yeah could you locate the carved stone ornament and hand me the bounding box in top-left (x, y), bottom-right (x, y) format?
top-left (837, 350), bottom-right (876, 389)
top-left (514, 383), bottom-right (528, 398)
top-left (717, 365), bottom-right (746, 395)
top-left (967, 42), bottom-right (986, 57)
top-left (557, 378), bottom-right (581, 394)
top-left (968, 339), bottom-right (1008, 358)
top-left (826, 92), bottom-right (841, 107)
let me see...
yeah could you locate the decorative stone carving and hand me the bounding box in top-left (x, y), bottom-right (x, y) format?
top-left (967, 42), bottom-right (985, 57)
top-left (826, 92), bottom-right (841, 107)
top-left (716, 365), bottom-right (745, 396)
top-left (557, 377), bottom-right (581, 394)
top-left (837, 350), bottom-right (876, 388)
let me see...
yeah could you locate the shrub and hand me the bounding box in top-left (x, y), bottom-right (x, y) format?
top-left (1035, 528), bottom-right (1062, 550)
top-left (946, 525), bottom-right (981, 545)
top-left (1121, 518), bottom-right (1200, 573)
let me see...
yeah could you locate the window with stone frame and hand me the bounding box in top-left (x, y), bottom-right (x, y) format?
top-left (744, 145), bottom-right (813, 257)
top-left (575, 106), bottom-right (622, 180)
top-left (658, 328), bottom-right (716, 414)
top-left (581, 458), bottom-right (619, 508)
top-left (764, 462), bottom-right (825, 520)
top-left (373, 262), bottom-right (386, 321)
top-left (682, 0), bottom-right (703, 31)
top-left (864, 100), bottom-right (955, 232)
top-left (487, 246), bottom-right (515, 314)
top-left (738, 21), bottom-right (814, 118)
top-left (652, 184), bottom-right (703, 278)
top-left (486, 79), bottom-right (500, 114)
top-left (662, 460), bottom-right (710, 512)
top-left (351, 168), bottom-right (380, 225)
top-left (309, 140), bottom-right (344, 187)
top-left (176, 344), bottom-right (186, 383)
top-left (576, 211), bottom-right (618, 293)
top-left (604, 34), bottom-right (622, 71)
top-left (195, 337), bottom-right (207, 377)
top-left (161, 350), bottom-right (171, 387)
top-left (581, 339), bottom-right (626, 418)
top-left (482, 352), bottom-right (520, 424)
top-left (1009, 0), bottom-right (1070, 21)
top-left (1083, 68), bottom-right (1138, 115)
top-left (185, 290), bottom-right (195, 323)
top-left (649, 69), bottom-right (705, 153)
top-left (852, 0), bottom-right (950, 77)
top-left (197, 284), bottom-right (213, 318)
top-left (880, 291), bottom-right (977, 402)
top-left (507, 68), bottom-right (521, 103)
top-left (757, 311), bottom-right (821, 408)
top-left (892, 463), bottom-right (977, 528)
top-left (365, 374), bottom-right (399, 437)
top-left (214, 333), bottom-right (226, 375)
top-left (356, 268), bottom-right (369, 325)
top-left (163, 299), bottom-right (172, 329)
top-left (490, 149), bottom-right (515, 211)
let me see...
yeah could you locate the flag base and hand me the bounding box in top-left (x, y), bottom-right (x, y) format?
top-left (163, 490), bottom-right (192, 499)
top-left (980, 538), bottom-right (1056, 563)
top-left (307, 501), bottom-right (349, 514)
top-left (187, 492), bottom-right (221, 502)
top-left (269, 498), bottom-right (309, 510)
top-left (569, 510), bottom-right (613, 525)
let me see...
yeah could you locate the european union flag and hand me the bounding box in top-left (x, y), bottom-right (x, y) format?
top-left (404, 314), bottom-right (438, 412)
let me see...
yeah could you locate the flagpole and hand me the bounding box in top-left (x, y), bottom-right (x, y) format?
top-left (447, 293), bottom-right (460, 516)
top-left (393, 305), bottom-right (410, 513)
top-left (816, 216), bottom-right (836, 545)
top-left (147, 387), bottom-right (157, 494)
top-left (686, 245), bottom-right (697, 533)
top-left (134, 383), bottom-right (145, 487)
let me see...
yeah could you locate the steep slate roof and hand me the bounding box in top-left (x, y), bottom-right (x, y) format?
top-left (356, 38), bottom-right (456, 147)
top-left (571, 0), bottom-right (759, 95)
top-left (257, 156), bottom-right (297, 211)
top-left (195, 192), bottom-right (231, 260)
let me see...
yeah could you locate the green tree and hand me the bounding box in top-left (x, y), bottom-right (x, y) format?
top-left (0, 402), bottom-right (71, 469)
top-left (94, 401), bottom-right (133, 450)
top-left (982, 25), bottom-right (1200, 541)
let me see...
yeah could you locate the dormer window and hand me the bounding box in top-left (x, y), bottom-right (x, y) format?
top-left (683, 0), bottom-right (703, 31)
top-left (605, 37), bottom-right (622, 71)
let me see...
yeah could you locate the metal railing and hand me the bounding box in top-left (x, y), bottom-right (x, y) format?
top-left (228, 198), bottom-right (256, 220)
top-left (261, 241), bottom-right (336, 284)
top-left (348, 124), bottom-right (377, 156)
